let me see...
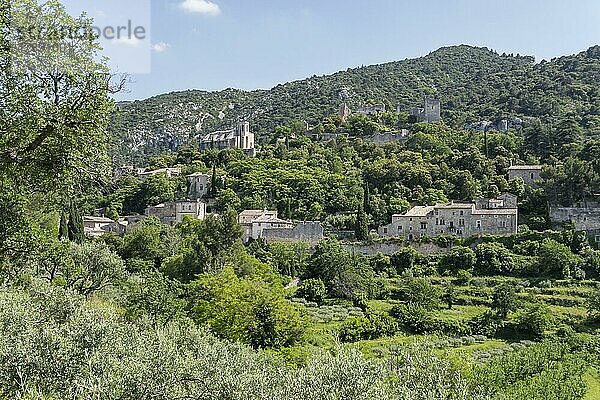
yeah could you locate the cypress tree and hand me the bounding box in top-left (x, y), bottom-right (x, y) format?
top-left (210, 165), bottom-right (218, 197)
top-left (363, 183), bottom-right (371, 215)
top-left (355, 203), bottom-right (369, 241)
top-left (285, 198), bottom-right (292, 220)
top-left (67, 199), bottom-right (84, 243)
top-left (59, 210), bottom-right (69, 240)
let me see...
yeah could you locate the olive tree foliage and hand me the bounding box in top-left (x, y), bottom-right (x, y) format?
top-left (0, 282), bottom-right (493, 400)
top-left (0, 0), bottom-right (124, 188)
top-left (66, 242), bottom-right (125, 295)
top-left (0, 0), bottom-right (124, 269)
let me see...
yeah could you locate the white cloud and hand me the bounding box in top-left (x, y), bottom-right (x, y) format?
top-left (112, 37), bottom-right (144, 47)
top-left (152, 42), bottom-right (172, 53)
top-left (180, 0), bottom-right (221, 16)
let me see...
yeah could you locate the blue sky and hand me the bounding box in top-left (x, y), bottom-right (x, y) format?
top-left (63, 0), bottom-right (600, 100)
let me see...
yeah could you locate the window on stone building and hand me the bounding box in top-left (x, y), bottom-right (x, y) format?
top-left (476, 220), bottom-right (481, 229)
top-left (420, 222), bottom-right (427, 230)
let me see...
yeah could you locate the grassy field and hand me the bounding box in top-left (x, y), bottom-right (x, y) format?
top-left (585, 368), bottom-right (600, 400)
top-left (296, 276), bottom-right (598, 356)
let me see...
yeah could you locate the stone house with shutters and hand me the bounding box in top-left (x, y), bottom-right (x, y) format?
top-left (378, 194), bottom-right (518, 240)
top-left (145, 199), bottom-right (207, 226)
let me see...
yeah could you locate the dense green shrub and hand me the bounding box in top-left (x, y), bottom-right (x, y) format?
top-left (586, 289), bottom-right (600, 321)
top-left (475, 242), bottom-right (516, 276)
top-left (391, 304), bottom-right (435, 334)
top-left (393, 278), bottom-right (441, 310)
top-left (439, 246), bottom-right (476, 273)
top-left (296, 278), bottom-right (327, 304)
top-left (469, 310), bottom-right (502, 337)
top-left (472, 340), bottom-right (587, 399)
top-left (187, 268), bottom-right (308, 348)
top-left (514, 303), bottom-right (554, 339)
top-left (535, 239), bottom-right (582, 279)
top-left (339, 313), bottom-right (399, 342)
top-left (390, 247), bottom-right (422, 274)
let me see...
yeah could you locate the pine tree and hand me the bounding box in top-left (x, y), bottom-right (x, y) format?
top-left (67, 199), bottom-right (84, 243)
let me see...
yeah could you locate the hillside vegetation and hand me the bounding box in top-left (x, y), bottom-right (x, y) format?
top-left (110, 45), bottom-right (600, 163)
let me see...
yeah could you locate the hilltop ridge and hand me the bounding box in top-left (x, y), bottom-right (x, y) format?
top-left (110, 44), bottom-right (600, 164)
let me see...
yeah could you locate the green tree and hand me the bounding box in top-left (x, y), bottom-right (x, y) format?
top-left (354, 203), bottom-right (369, 241)
top-left (124, 269), bottom-right (185, 325)
top-left (440, 246), bottom-right (476, 274)
top-left (67, 199), bottom-right (84, 243)
top-left (121, 217), bottom-right (179, 271)
top-left (475, 242), bottom-right (515, 275)
top-left (401, 278), bottom-right (440, 311)
top-left (297, 278), bottom-right (326, 304)
top-left (123, 173), bottom-right (177, 214)
top-left (391, 247), bottom-right (421, 274)
top-left (442, 285), bottom-right (457, 310)
top-left (165, 209), bottom-right (243, 280)
top-left (514, 302), bottom-right (553, 339)
top-left (491, 283), bottom-right (518, 319)
top-left (214, 188), bottom-right (242, 213)
top-left (306, 239), bottom-right (372, 299)
top-left (269, 242), bottom-right (309, 277)
top-left (187, 267), bottom-right (307, 348)
top-left (536, 238), bottom-right (581, 278)
top-left (58, 210), bottom-right (69, 240)
top-left (66, 242), bottom-right (126, 296)
top-left (1, 0), bottom-right (121, 189)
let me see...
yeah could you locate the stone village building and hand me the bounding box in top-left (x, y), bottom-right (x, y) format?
top-left (507, 165), bottom-right (542, 187)
top-left (199, 121), bottom-right (256, 156)
top-left (145, 199), bottom-right (207, 226)
top-left (187, 172), bottom-right (211, 200)
top-left (262, 222), bottom-right (325, 246)
top-left (378, 194), bottom-right (518, 240)
top-left (136, 167), bottom-right (182, 181)
top-left (238, 209), bottom-right (292, 242)
top-left (83, 216), bottom-right (119, 238)
top-left (550, 202), bottom-right (600, 245)
top-left (406, 98), bottom-right (441, 123)
top-left (238, 209), bottom-right (325, 245)
top-left (355, 104), bottom-right (386, 116)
